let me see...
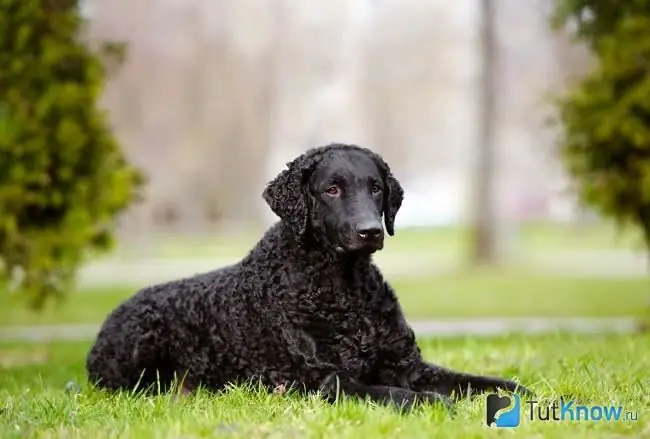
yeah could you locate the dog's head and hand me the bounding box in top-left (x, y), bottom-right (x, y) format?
top-left (263, 143), bottom-right (404, 254)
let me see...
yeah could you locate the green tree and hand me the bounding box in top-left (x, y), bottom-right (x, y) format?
top-left (0, 0), bottom-right (144, 309)
top-left (551, 0), bottom-right (650, 251)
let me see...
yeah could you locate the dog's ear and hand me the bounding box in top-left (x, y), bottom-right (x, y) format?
top-left (263, 155), bottom-right (318, 238)
top-left (370, 153), bottom-right (404, 236)
top-left (383, 170), bottom-right (404, 236)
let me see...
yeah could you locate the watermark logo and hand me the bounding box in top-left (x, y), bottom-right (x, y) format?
top-left (486, 393), bottom-right (521, 427)
top-left (486, 393), bottom-right (638, 428)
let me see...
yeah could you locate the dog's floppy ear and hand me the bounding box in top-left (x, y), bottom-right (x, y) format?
top-left (370, 153), bottom-right (404, 236)
top-left (263, 154), bottom-right (319, 238)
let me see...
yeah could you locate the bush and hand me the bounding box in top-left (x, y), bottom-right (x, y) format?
top-left (0, 0), bottom-right (144, 309)
top-left (551, 0), bottom-right (650, 249)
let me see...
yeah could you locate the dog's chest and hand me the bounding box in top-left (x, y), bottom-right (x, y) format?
top-left (300, 283), bottom-right (381, 377)
top-left (321, 313), bottom-right (379, 377)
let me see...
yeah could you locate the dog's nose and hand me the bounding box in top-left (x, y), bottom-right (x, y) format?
top-left (357, 224), bottom-right (383, 240)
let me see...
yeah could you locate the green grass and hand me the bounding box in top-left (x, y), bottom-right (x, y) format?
top-left (2, 271), bottom-right (648, 327)
top-left (110, 222), bottom-right (647, 260)
top-left (0, 334), bottom-right (647, 438)
top-left (392, 271), bottom-right (649, 319)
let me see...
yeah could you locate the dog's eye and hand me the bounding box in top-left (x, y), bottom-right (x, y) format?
top-left (325, 186), bottom-right (341, 196)
top-left (371, 184), bottom-right (382, 194)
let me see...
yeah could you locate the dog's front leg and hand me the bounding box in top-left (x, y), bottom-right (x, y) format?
top-left (281, 325), bottom-right (338, 373)
top-left (318, 372), bottom-right (452, 411)
top-left (374, 281), bottom-right (532, 400)
top-left (279, 325), bottom-right (449, 410)
top-left (409, 361), bottom-right (532, 399)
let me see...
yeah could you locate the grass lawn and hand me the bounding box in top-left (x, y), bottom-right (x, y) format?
top-left (0, 333), bottom-right (647, 438)
top-left (110, 222), bottom-right (647, 260)
top-left (2, 271), bottom-right (648, 327)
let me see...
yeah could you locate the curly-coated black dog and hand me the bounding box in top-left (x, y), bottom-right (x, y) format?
top-left (86, 143), bottom-right (530, 410)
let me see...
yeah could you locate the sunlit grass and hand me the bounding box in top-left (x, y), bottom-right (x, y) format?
top-left (0, 333), bottom-right (647, 438)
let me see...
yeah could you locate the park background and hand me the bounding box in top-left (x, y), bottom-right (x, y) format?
top-left (1, 1), bottom-right (648, 438)
top-left (3, 0), bottom-right (647, 331)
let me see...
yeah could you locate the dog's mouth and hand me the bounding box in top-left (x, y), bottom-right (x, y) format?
top-left (336, 239), bottom-right (384, 254)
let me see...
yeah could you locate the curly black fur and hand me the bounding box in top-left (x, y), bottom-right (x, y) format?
top-left (86, 143), bottom-right (531, 410)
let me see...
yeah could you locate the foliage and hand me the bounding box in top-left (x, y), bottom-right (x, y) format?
top-left (0, 0), bottom-right (144, 309)
top-left (551, 0), bottom-right (650, 245)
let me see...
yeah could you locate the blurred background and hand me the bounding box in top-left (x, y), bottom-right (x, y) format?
top-left (3, 0), bottom-right (648, 335)
top-left (91, 0), bottom-right (586, 237)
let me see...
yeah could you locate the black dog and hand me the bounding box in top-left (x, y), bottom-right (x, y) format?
top-left (86, 143), bottom-right (530, 409)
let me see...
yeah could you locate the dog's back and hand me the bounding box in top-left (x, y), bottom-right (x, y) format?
top-left (86, 262), bottom-right (246, 390)
top-left (85, 224), bottom-right (297, 392)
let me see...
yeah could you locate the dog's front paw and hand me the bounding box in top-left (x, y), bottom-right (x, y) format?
top-left (500, 379), bottom-right (534, 397)
top-left (318, 372), bottom-right (346, 403)
top-left (318, 372), bottom-right (340, 393)
top-left (418, 391), bottom-right (455, 412)
top-left (389, 389), bottom-right (454, 413)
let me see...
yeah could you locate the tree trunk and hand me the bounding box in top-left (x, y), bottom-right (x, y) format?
top-left (641, 215), bottom-right (650, 332)
top-left (471, 0), bottom-right (499, 265)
